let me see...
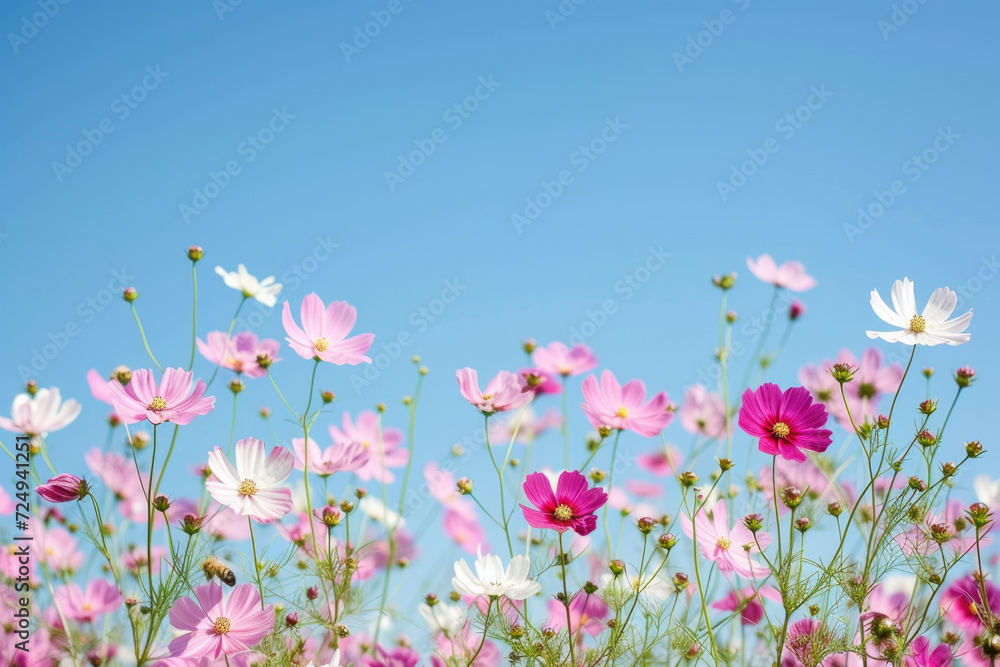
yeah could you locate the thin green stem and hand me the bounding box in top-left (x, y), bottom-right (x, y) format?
top-left (146, 425), bottom-right (158, 603)
top-left (188, 262), bottom-right (198, 370)
top-left (603, 429), bottom-right (622, 556)
top-left (207, 297), bottom-right (247, 388)
top-left (247, 519), bottom-right (266, 610)
top-left (558, 532), bottom-right (577, 666)
top-left (484, 413), bottom-right (514, 557)
top-left (562, 383), bottom-right (571, 469)
top-left (131, 303), bottom-right (163, 372)
top-left (467, 598), bottom-right (494, 667)
top-left (226, 391), bottom-right (239, 457)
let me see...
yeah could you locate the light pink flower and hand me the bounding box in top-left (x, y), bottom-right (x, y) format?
top-left (746, 254), bottom-right (816, 291)
top-left (54, 579), bottom-right (122, 622)
top-left (124, 545), bottom-right (168, 576)
top-left (532, 342), bottom-right (598, 377)
top-left (488, 407), bottom-right (562, 445)
top-left (456, 368), bottom-right (532, 415)
top-left (168, 583), bottom-right (273, 659)
top-left (282, 293), bottom-right (374, 364)
top-left (546, 589), bottom-right (608, 638)
top-left (87, 369), bottom-right (115, 405)
top-left (581, 370), bottom-right (673, 437)
top-left (329, 411), bottom-right (408, 483)
top-left (0, 387), bottom-right (80, 436)
top-left (206, 437), bottom-right (293, 524)
top-left (204, 503), bottom-right (252, 542)
top-left (197, 331), bottom-right (281, 378)
top-left (106, 367), bottom-right (214, 426)
top-left (521, 470), bottom-right (607, 536)
top-left (292, 437), bottom-right (370, 477)
top-left (443, 506), bottom-right (489, 555)
top-left (424, 462), bottom-right (463, 508)
top-left (680, 500), bottom-right (770, 579)
top-left (623, 479), bottom-right (664, 499)
top-left (679, 384), bottom-right (727, 439)
top-left (32, 523), bottom-right (84, 574)
top-left (518, 367), bottom-right (562, 395)
top-left (636, 445), bottom-right (683, 476)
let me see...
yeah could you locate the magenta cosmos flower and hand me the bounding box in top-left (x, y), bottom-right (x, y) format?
top-left (746, 254), bottom-right (817, 292)
top-left (681, 500), bottom-right (771, 579)
top-left (105, 368), bottom-right (214, 426)
top-left (531, 341), bottom-right (598, 377)
top-left (710, 585), bottom-right (781, 625)
top-left (581, 370), bottom-right (673, 437)
top-left (206, 437), bottom-right (293, 523)
top-left (36, 473), bottom-right (88, 503)
top-left (456, 368), bottom-right (532, 415)
top-left (197, 331), bottom-right (280, 378)
top-left (520, 470), bottom-right (607, 536)
top-left (904, 637), bottom-right (953, 667)
top-left (281, 293), bottom-right (374, 364)
top-left (168, 583), bottom-right (273, 659)
top-left (738, 383), bottom-right (832, 463)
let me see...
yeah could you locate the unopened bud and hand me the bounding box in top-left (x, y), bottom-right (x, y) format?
top-left (955, 366), bottom-right (976, 388)
top-left (918, 399), bottom-right (937, 415)
top-left (637, 517), bottom-right (656, 535)
top-left (457, 478), bottom-right (473, 495)
top-left (229, 379), bottom-right (244, 394)
top-left (916, 430), bottom-right (936, 447)
top-left (679, 471), bottom-right (699, 488)
top-left (966, 441), bottom-right (983, 458)
top-left (321, 390), bottom-right (335, 403)
top-left (285, 612), bottom-right (298, 627)
top-left (742, 513), bottom-right (764, 532)
top-left (609, 560), bottom-right (625, 576)
top-left (657, 533), bottom-right (677, 550)
top-left (588, 469), bottom-right (606, 484)
top-left (123, 287), bottom-right (138, 302)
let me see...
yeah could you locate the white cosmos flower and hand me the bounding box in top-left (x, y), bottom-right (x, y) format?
top-left (215, 264), bottom-right (282, 307)
top-left (359, 496), bottom-right (405, 531)
top-left (452, 545), bottom-right (541, 600)
top-left (0, 388), bottom-right (80, 437)
top-left (305, 651), bottom-right (342, 667)
top-left (206, 437), bottom-right (294, 523)
top-left (974, 475), bottom-right (1000, 507)
top-left (866, 277), bottom-right (972, 346)
top-left (600, 569), bottom-right (672, 602)
top-left (419, 602), bottom-right (467, 636)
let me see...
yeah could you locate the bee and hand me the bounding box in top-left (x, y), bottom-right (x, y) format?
top-left (202, 556), bottom-right (236, 586)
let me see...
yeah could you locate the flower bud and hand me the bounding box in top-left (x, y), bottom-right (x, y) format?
top-left (916, 430), bottom-right (936, 447)
top-left (598, 425), bottom-right (614, 439)
top-left (673, 572), bottom-right (689, 592)
top-left (509, 624), bottom-right (524, 639)
top-left (718, 458), bottom-right (733, 472)
top-left (25, 380), bottom-right (38, 395)
top-left (229, 379), bottom-right (244, 394)
top-left (123, 287), bottom-right (138, 302)
top-left (339, 500), bottom-right (355, 513)
top-left (181, 514), bottom-right (203, 535)
top-left (780, 486), bottom-right (804, 510)
top-left (522, 339), bottom-right (537, 354)
top-left (449, 591), bottom-right (461, 602)
top-left (187, 246), bottom-right (204, 262)
top-left (922, 367), bottom-right (934, 379)
top-left (856, 420), bottom-right (874, 440)
top-left (789, 300), bottom-right (806, 320)
top-left (794, 517), bottom-right (812, 533)
top-left (152, 494), bottom-right (172, 512)
top-left (306, 586), bottom-right (318, 600)
top-left (657, 533), bottom-right (677, 550)
top-left (451, 443), bottom-right (465, 457)
top-left (930, 523), bottom-right (951, 543)
top-left (876, 414), bottom-right (890, 430)
top-left (583, 581), bottom-right (599, 595)
top-left (336, 624), bottom-right (351, 638)
top-left (955, 366), bottom-right (976, 388)
top-left (354, 487), bottom-right (367, 499)
top-left (259, 406), bottom-right (271, 418)
top-left (908, 477), bottom-right (927, 492)
top-left (588, 468), bottom-right (606, 484)
top-left (966, 440), bottom-right (983, 458)
top-left (940, 461), bottom-right (957, 478)
top-left (742, 513), bottom-right (764, 533)
top-left (424, 593), bottom-right (437, 606)
top-left (712, 273), bottom-right (736, 290)
top-left (967, 503), bottom-right (992, 529)
top-left (285, 612), bottom-right (298, 627)
top-left (321, 390), bottom-right (335, 403)
top-left (314, 505), bottom-right (341, 527)
top-left (726, 311), bottom-right (737, 324)
top-left (829, 363), bottom-right (856, 383)
top-left (918, 399), bottom-right (937, 415)
top-left (36, 474), bottom-right (90, 503)
top-left (826, 501), bottom-right (844, 517)
top-left (609, 560), bottom-right (625, 576)
top-left (376, 402), bottom-right (386, 414)
top-left (809, 604), bottom-right (820, 616)
top-left (637, 517), bottom-right (656, 535)
top-left (457, 478), bottom-right (473, 495)
top-left (679, 471), bottom-right (699, 487)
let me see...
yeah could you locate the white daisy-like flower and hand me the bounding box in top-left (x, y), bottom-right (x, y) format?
top-left (418, 601), bottom-right (467, 637)
top-left (206, 437), bottom-right (294, 523)
top-left (452, 545), bottom-right (541, 601)
top-left (215, 264), bottom-right (282, 307)
top-left (866, 277), bottom-right (972, 346)
top-left (359, 496), bottom-right (405, 531)
top-left (0, 388), bottom-right (81, 437)
top-left (599, 569), bottom-right (672, 602)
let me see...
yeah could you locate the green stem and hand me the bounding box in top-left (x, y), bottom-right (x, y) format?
top-left (603, 429), bottom-right (622, 556)
top-left (247, 518), bottom-right (266, 610)
top-left (467, 598), bottom-right (494, 667)
top-left (188, 262), bottom-right (198, 370)
top-left (146, 425), bottom-right (158, 603)
top-left (558, 532), bottom-right (577, 666)
top-left (206, 297), bottom-right (247, 388)
top-left (131, 303), bottom-right (163, 372)
top-left (562, 383), bottom-right (572, 469)
top-left (484, 413), bottom-right (514, 557)
top-left (226, 391), bottom-right (239, 457)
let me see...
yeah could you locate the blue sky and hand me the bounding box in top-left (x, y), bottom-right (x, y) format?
top-left (2, 0), bottom-right (999, 647)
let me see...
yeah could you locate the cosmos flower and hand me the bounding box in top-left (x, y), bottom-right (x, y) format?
top-left (443, 505), bottom-right (489, 555)
top-left (903, 637), bottom-right (953, 667)
top-left (680, 499), bottom-right (771, 579)
top-left (456, 368), bottom-right (532, 415)
top-left (329, 411), bottom-right (408, 483)
top-left (678, 384), bottom-right (727, 439)
top-left (531, 342), bottom-right (599, 377)
top-left (197, 331), bottom-right (281, 378)
top-left (940, 574), bottom-right (1000, 630)
top-left (451, 546), bottom-right (541, 601)
top-left (580, 370), bottom-right (673, 437)
top-left (206, 437), bottom-right (294, 523)
top-left (636, 445), bottom-right (683, 477)
top-left (291, 437), bottom-right (370, 477)
top-left (215, 264), bottom-right (282, 307)
top-left (281, 293), bottom-right (374, 364)
top-left (866, 277), bottom-right (972, 346)
top-left (418, 601), bottom-right (468, 637)
top-left (746, 254), bottom-right (817, 291)
top-left (738, 383), bottom-right (832, 463)
top-left (710, 586), bottom-right (782, 625)
top-left (53, 579), bottom-right (122, 622)
top-left (168, 583), bottom-right (274, 659)
top-left (36, 474), bottom-right (88, 503)
top-left (488, 407), bottom-right (562, 445)
top-left (546, 589), bottom-right (609, 638)
top-left (0, 387), bottom-right (80, 436)
top-left (520, 470), bottom-right (607, 536)
top-left (105, 367), bottom-right (214, 426)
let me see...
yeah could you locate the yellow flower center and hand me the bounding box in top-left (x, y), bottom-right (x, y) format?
top-left (237, 479), bottom-right (258, 495)
top-left (362, 441), bottom-right (370, 450)
top-left (148, 396), bottom-right (167, 411)
top-left (771, 421), bottom-right (790, 439)
top-left (481, 394), bottom-right (493, 401)
top-left (615, 406), bottom-right (628, 419)
top-left (314, 338), bottom-right (330, 352)
top-left (553, 504), bottom-right (573, 521)
top-left (716, 537), bottom-right (733, 550)
top-left (909, 315), bottom-right (926, 333)
top-left (214, 616), bottom-right (232, 634)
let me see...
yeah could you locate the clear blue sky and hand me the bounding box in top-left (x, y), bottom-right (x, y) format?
top-left (2, 0), bottom-right (998, 648)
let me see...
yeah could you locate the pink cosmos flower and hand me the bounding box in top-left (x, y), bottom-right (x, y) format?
top-left (0, 387), bottom-right (80, 436)
top-left (624, 479), bottom-right (664, 499)
top-left (53, 579), bottom-right (122, 622)
top-left (940, 575), bottom-right (1000, 630)
top-left (443, 506), bottom-right (489, 555)
top-left (363, 646), bottom-right (420, 667)
top-left (87, 369), bottom-right (115, 405)
top-left (636, 445), bottom-right (683, 476)
top-left (799, 348), bottom-right (902, 431)
top-left (36, 474), bottom-right (87, 503)
top-left (275, 511), bottom-right (330, 556)
top-left (520, 470), bottom-right (607, 536)
top-left (203, 503), bottom-right (252, 542)
top-left (329, 411), bottom-right (408, 483)
top-left (532, 342), bottom-right (599, 377)
top-left (197, 331), bottom-right (281, 378)
top-left (606, 487), bottom-right (660, 522)
top-left (456, 368), bottom-right (532, 415)
top-left (168, 583), bottom-right (273, 659)
top-left (904, 637), bottom-right (952, 667)
top-left (124, 545), bottom-right (168, 576)
top-left (489, 407), bottom-right (562, 445)
top-left (430, 624), bottom-right (501, 667)
top-left (679, 384), bottom-right (727, 439)
top-left (32, 523), bottom-right (84, 574)
top-left (518, 367), bottom-right (562, 395)
top-left (206, 437), bottom-right (294, 524)
top-left (424, 462), bottom-right (464, 508)
top-left (759, 458), bottom-right (852, 516)
top-left (746, 254), bottom-right (817, 291)
top-left (681, 499), bottom-right (771, 579)
top-left (581, 370), bottom-right (673, 437)
top-left (106, 367), bottom-right (214, 426)
top-left (292, 437), bottom-right (370, 477)
top-left (546, 589), bottom-right (609, 638)
top-left (281, 293), bottom-right (374, 364)
top-left (710, 585), bottom-right (781, 625)
top-left (0, 485), bottom-right (12, 515)
top-left (738, 383), bottom-right (832, 463)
